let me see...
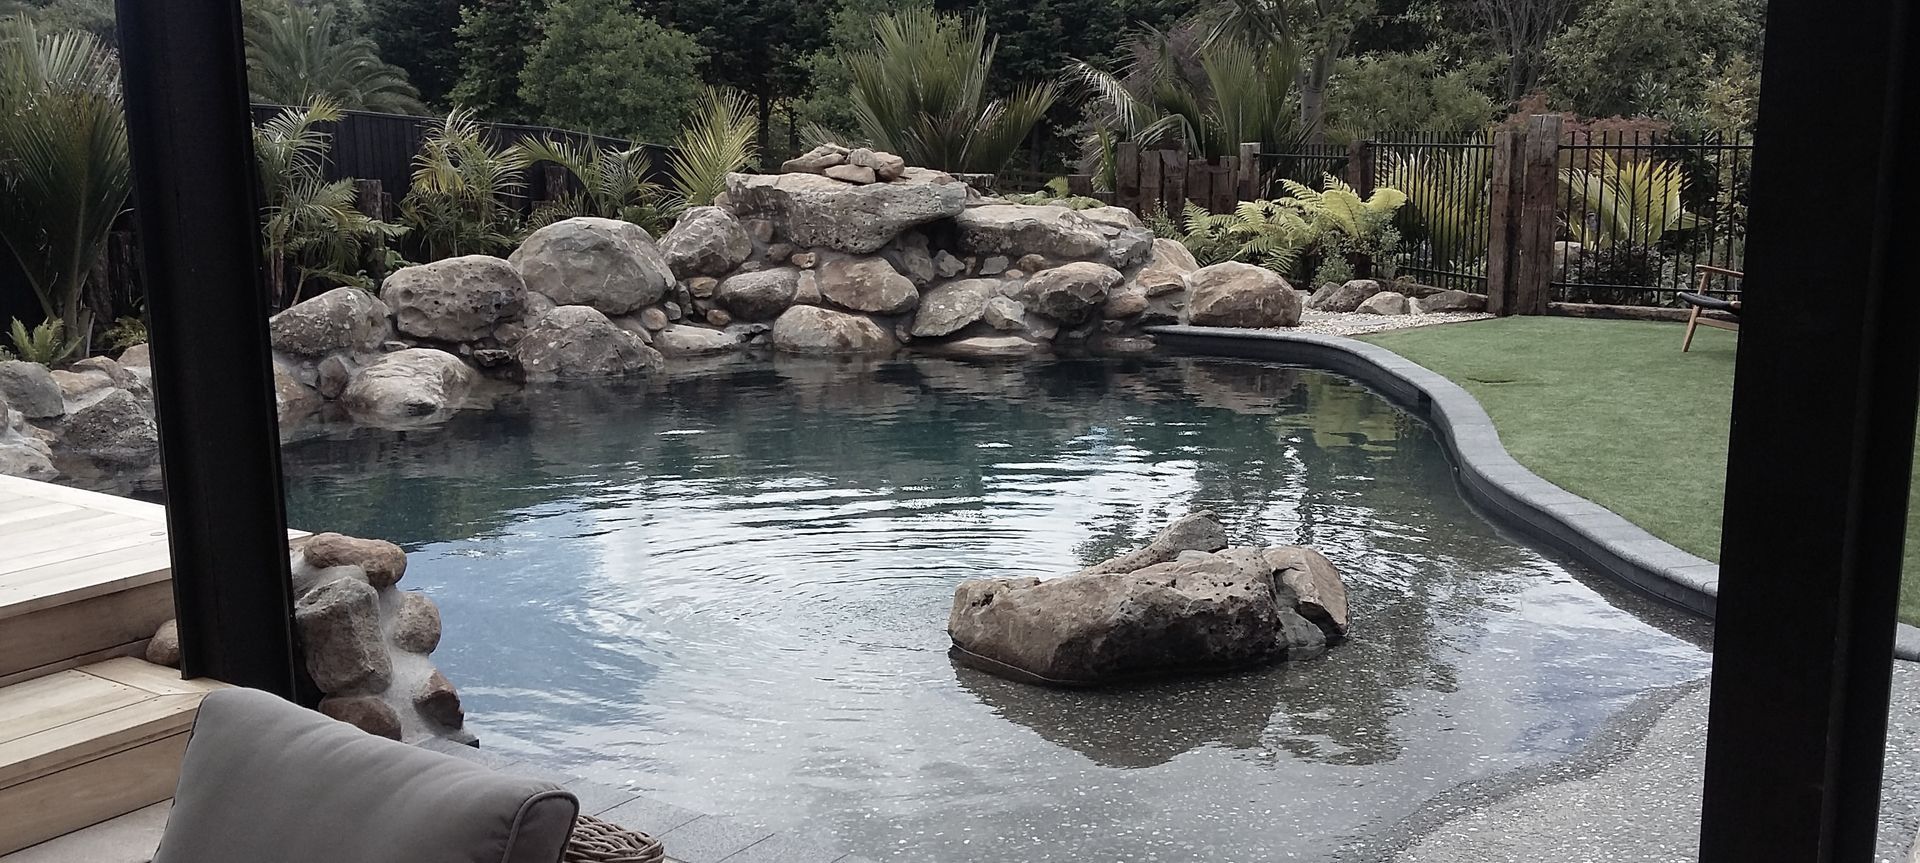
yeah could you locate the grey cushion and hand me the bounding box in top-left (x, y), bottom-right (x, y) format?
top-left (153, 688), bottom-right (577, 863)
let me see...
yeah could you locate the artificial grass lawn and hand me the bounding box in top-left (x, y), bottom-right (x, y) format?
top-left (1359, 316), bottom-right (1920, 626)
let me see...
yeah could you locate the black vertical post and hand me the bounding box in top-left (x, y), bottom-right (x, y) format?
top-left (117, 0), bottom-right (300, 698)
top-left (1698, 0), bottom-right (1917, 852)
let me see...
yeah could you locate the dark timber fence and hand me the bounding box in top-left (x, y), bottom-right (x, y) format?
top-left (1100, 120), bottom-right (1754, 312)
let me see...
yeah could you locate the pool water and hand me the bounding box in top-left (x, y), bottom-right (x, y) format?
top-left (280, 355), bottom-right (1710, 862)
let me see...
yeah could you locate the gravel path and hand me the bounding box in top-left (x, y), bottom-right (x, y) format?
top-left (1294, 310), bottom-right (1494, 337)
top-left (1388, 665), bottom-right (1920, 863)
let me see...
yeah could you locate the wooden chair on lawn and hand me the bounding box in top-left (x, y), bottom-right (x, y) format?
top-left (1678, 264), bottom-right (1743, 352)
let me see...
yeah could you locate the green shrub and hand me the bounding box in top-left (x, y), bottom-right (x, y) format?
top-left (6, 317), bottom-right (79, 365)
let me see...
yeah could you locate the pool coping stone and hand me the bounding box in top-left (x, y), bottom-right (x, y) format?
top-left (1146, 324), bottom-right (1920, 661)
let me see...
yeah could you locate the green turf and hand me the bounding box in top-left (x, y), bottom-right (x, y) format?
top-left (1359, 316), bottom-right (1920, 626)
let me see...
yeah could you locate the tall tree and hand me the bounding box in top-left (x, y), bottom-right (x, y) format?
top-left (1544, 0), bottom-right (1761, 118)
top-left (1471, 0), bottom-right (1577, 101)
top-left (450, 0), bottom-right (545, 122)
top-left (362, 0), bottom-right (463, 106)
top-left (518, 0), bottom-right (705, 143)
top-left (647, 0), bottom-right (828, 167)
top-left (1200, 0), bottom-right (1376, 140)
top-left (244, 0), bottom-right (428, 113)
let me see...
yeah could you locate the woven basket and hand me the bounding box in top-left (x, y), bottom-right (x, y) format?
top-left (564, 814), bottom-right (665, 863)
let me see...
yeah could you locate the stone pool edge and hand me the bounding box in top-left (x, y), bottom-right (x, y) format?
top-left (1145, 324), bottom-right (1920, 662)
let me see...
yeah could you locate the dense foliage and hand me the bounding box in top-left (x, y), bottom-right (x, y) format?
top-left (518, 0), bottom-right (705, 143)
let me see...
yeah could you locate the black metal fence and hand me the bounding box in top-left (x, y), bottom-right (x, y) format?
top-left (1373, 132), bottom-right (1498, 294)
top-left (1254, 144), bottom-right (1350, 196)
top-left (1551, 131), bottom-right (1752, 304)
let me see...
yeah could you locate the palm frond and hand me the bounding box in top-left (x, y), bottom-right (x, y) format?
top-left (668, 85), bottom-right (757, 209)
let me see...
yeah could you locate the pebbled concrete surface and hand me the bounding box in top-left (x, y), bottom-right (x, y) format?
top-left (1384, 664), bottom-right (1920, 863)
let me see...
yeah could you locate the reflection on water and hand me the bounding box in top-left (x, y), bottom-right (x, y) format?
top-left (281, 355), bottom-right (1709, 862)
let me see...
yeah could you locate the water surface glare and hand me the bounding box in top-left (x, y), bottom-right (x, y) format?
top-left (281, 356), bottom-right (1710, 862)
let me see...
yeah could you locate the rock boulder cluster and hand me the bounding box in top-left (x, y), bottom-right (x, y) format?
top-left (948, 512), bottom-right (1349, 685)
top-left (0, 354), bottom-right (158, 480)
top-left (1305, 278), bottom-right (1489, 316)
top-left (145, 532), bottom-right (466, 742)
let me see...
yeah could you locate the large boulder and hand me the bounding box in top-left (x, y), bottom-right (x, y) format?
top-left (1304, 278), bottom-right (1383, 313)
top-left (1356, 291), bottom-right (1410, 315)
top-left (294, 577), bottom-right (392, 695)
top-left (1268, 546), bottom-right (1349, 636)
top-left (270, 287), bottom-right (392, 357)
top-left (510, 217), bottom-right (673, 315)
top-left (915, 332), bottom-right (1051, 358)
top-left (911, 279), bottom-right (996, 338)
top-left (299, 532), bottom-right (408, 589)
top-left (722, 172), bottom-right (968, 254)
top-left (1130, 239), bottom-right (1199, 297)
top-left (1411, 289), bottom-right (1488, 313)
top-left (716, 267), bottom-right (801, 321)
top-left (340, 348), bottom-right (474, 421)
top-left (953, 204), bottom-right (1110, 261)
top-left (652, 325), bottom-right (741, 357)
top-left (659, 206), bottom-right (752, 279)
top-left (0, 360), bottom-right (64, 419)
top-left (0, 423), bottom-right (55, 480)
top-left (380, 256), bottom-right (527, 343)
top-left (511, 306), bottom-right (664, 380)
top-left (770, 305), bottom-right (899, 355)
top-left (58, 389), bottom-right (157, 464)
top-left (1185, 262), bottom-right (1300, 328)
top-left (948, 546), bottom-right (1334, 686)
top-left (1076, 511), bottom-right (1229, 575)
top-left (817, 254), bottom-right (919, 315)
top-left (1024, 262), bottom-right (1123, 325)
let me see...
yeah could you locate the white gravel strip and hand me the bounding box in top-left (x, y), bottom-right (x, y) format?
top-left (1292, 310), bottom-right (1495, 337)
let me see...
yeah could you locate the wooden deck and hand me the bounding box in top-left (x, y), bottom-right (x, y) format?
top-left (0, 476), bottom-right (174, 688)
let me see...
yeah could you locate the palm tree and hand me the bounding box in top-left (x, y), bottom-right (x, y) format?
top-left (255, 99), bottom-right (407, 307)
top-left (522, 136), bottom-right (673, 233)
top-left (0, 15), bottom-right (129, 351)
top-left (244, 0), bottom-right (427, 115)
top-left (1072, 25), bottom-right (1307, 172)
top-left (400, 108), bottom-right (530, 259)
top-left (844, 10), bottom-right (1059, 174)
top-left (667, 85), bottom-right (758, 209)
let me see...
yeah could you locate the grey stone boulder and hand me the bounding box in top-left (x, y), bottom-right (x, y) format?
top-left (270, 287), bottom-right (392, 357)
top-left (381, 255), bottom-right (527, 343)
top-left (273, 361), bottom-right (324, 424)
top-left (1356, 291), bottom-right (1410, 315)
top-left (723, 172), bottom-right (968, 254)
top-left (770, 305), bottom-right (899, 355)
top-left (294, 577), bottom-right (392, 695)
top-left (818, 254), bottom-right (919, 315)
top-left (716, 267), bottom-right (801, 321)
top-left (1077, 511), bottom-right (1229, 575)
top-left (652, 324), bottom-right (741, 357)
top-left (116, 343), bottom-right (151, 369)
top-left (299, 532), bottom-right (408, 589)
top-left (0, 360), bottom-right (64, 418)
top-left (69, 356), bottom-right (140, 391)
top-left (847, 147), bottom-right (907, 180)
top-left (318, 694), bottom-right (402, 740)
top-left (780, 143), bottom-right (848, 174)
top-left (1268, 546), bottom-right (1350, 636)
top-left (58, 389), bottom-right (157, 464)
top-left (825, 163), bottom-right (877, 184)
top-left (340, 348), bottom-right (474, 422)
top-left (949, 551), bottom-right (1288, 686)
top-left (1410, 289), bottom-right (1488, 313)
top-left (390, 591), bottom-right (442, 653)
top-left (510, 217), bottom-right (673, 315)
top-left (0, 425), bottom-right (55, 481)
top-left (915, 332), bottom-right (1051, 358)
top-left (1304, 278), bottom-right (1383, 313)
top-left (660, 206), bottom-right (752, 278)
top-left (1185, 262), bottom-right (1301, 328)
top-left (1131, 239), bottom-right (1199, 297)
top-left (911, 279), bottom-right (996, 338)
top-left (1024, 262), bottom-right (1123, 325)
top-left (1106, 229), bottom-right (1155, 269)
top-left (953, 204), bottom-right (1109, 261)
top-left (982, 296), bottom-right (1029, 331)
top-left (511, 306), bottom-right (664, 381)
top-left (1080, 206), bottom-right (1144, 234)
top-left (415, 669), bottom-right (465, 729)
top-left (146, 619), bottom-right (180, 667)
top-left (1101, 283), bottom-right (1148, 319)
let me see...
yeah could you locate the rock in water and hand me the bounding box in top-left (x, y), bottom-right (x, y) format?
top-left (1023, 262), bottom-right (1122, 325)
top-left (816, 254), bottom-right (919, 315)
top-left (340, 348), bottom-right (474, 422)
top-left (770, 306), bottom-right (898, 355)
top-left (510, 217), bottom-right (673, 315)
top-left (380, 256), bottom-right (527, 343)
top-left (910, 279), bottom-right (995, 338)
top-left (716, 267), bottom-right (802, 321)
top-left (1184, 262), bottom-right (1300, 327)
top-left (511, 306), bottom-right (664, 380)
top-left (294, 577), bottom-right (392, 694)
top-left (949, 514), bottom-right (1349, 686)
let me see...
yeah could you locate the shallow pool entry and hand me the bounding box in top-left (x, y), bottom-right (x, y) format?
top-left (282, 356), bottom-right (1709, 862)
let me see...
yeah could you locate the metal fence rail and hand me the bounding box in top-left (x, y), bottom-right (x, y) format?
top-left (1552, 131), bottom-right (1752, 304)
top-left (1373, 132), bottom-right (1497, 294)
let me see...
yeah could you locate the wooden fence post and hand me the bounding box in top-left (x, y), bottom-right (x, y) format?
top-left (1161, 150), bottom-right (1188, 218)
top-left (1485, 129), bottom-right (1522, 315)
top-left (1344, 139), bottom-right (1375, 195)
top-left (1512, 114), bottom-right (1564, 315)
top-left (1237, 143), bottom-right (1261, 202)
top-left (1066, 174), bottom-right (1095, 198)
top-left (352, 179), bottom-right (386, 221)
top-left (1139, 149), bottom-right (1163, 218)
top-left (1114, 142), bottom-right (1141, 214)
top-left (541, 164), bottom-right (569, 205)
